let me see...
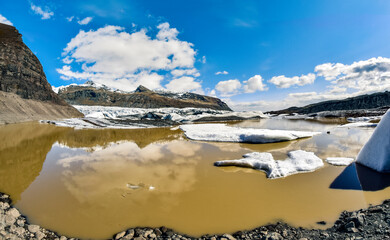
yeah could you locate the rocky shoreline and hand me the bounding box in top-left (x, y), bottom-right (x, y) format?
top-left (1, 193), bottom-right (390, 239)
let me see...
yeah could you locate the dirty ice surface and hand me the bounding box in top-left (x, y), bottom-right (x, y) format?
top-left (43, 106), bottom-right (266, 129)
top-left (214, 150), bottom-right (324, 179)
top-left (180, 124), bottom-right (321, 143)
top-left (339, 122), bottom-right (378, 128)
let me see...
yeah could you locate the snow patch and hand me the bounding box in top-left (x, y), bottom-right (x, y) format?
top-left (356, 109), bottom-right (390, 172)
top-left (180, 124), bottom-right (320, 143)
top-left (326, 157), bottom-right (355, 166)
top-left (214, 150), bottom-right (324, 179)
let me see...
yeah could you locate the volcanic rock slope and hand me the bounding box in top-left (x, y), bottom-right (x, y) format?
top-left (58, 83), bottom-right (232, 111)
top-left (0, 23), bottom-right (82, 124)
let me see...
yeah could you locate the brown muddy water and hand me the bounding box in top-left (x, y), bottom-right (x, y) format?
top-left (0, 119), bottom-right (389, 239)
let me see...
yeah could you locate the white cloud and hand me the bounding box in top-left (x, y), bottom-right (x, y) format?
top-left (66, 16), bottom-right (74, 22)
top-left (243, 75), bottom-right (267, 93)
top-left (165, 76), bottom-right (203, 93)
top-left (58, 23), bottom-right (199, 92)
top-left (201, 56), bottom-right (206, 63)
top-left (215, 71), bottom-right (229, 75)
top-left (214, 74), bottom-right (267, 97)
top-left (269, 73), bottom-right (315, 88)
top-left (226, 57), bottom-right (390, 112)
top-left (0, 14), bottom-right (13, 26)
top-left (328, 86), bottom-right (347, 94)
top-left (62, 56), bottom-right (73, 64)
top-left (315, 63), bottom-right (345, 80)
top-left (288, 92), bottom-right (318, 98)
top-left (156, 22), bottom-right (178, 40)
top-left (315, 57), bottom-right (390, 93)
top-left (215, 79), bottom-right (242, 96)
top-left (30, 3), bottom-right (54, 20)
top-left (77, 17), bottom-right (93, 25)
top-left (171, 68), bottom-right (200, 77)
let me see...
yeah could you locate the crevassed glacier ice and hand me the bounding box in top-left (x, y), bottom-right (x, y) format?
top-left (356, 109), bottom-right (390, 172)
top-left (45, 106), bottom-right (268, 129)
top-left (326, 157), bottom-right (355, 166)
top-left (180, 124), bottom-right (320, 143)
top-left (214, 150), bottom-right (324, 179)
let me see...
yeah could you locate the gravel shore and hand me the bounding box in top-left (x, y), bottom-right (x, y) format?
top-left (1, 192), bottom-right (390, 240)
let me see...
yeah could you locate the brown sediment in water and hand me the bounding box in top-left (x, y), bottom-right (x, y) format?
top-left (0, 119), bottom-right (388, 239)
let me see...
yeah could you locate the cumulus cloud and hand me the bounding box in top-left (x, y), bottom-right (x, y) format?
top-left (77, 17), bottom-right (93, 25)
top-left (171, 68), bottom-right (200, 77)
top-left (165, 76), bottom-right (203, 93)
top-left (30, 3), bottom-right (54, 20)
top-left (226, 57), bottom-right (390, 112)
top-left (215, 79), bottom-right (242, 96)
top-left (315, 57), bottom-right (390, 93)
top-left (58, 23), bottom-right (199, 92)
top-left (269, 73), bottom-right (315, 88)
top-left (315, 63), bottom-right (345, 80)
top-left (156, 22), bottom-right (178, 40)
top-left (243, 75), bottom-right (267, 93)
top-left (0, 14), bottom-right (13, 26)
top-left (215, 71), bottom-right (228, 75)
top-left (66, 16), bottom-right (74, 22)
top-left (214, 75), bottom-right (268, 97)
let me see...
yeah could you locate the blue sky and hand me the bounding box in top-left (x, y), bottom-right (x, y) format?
top-left (1, 0), bottom-right (390, 111)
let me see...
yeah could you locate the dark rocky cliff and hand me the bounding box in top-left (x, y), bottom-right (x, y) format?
top-left (267, 91), bottom-right (390, 115)
top-left (58, 84), bottom-right (232, 111)
top-left (0, 23), bottom-right (65, 104)
top-left (0, 23), bottom-right (83, 123)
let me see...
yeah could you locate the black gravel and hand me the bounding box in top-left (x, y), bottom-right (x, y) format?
top-left (2, 192), bottom-right (390, 240)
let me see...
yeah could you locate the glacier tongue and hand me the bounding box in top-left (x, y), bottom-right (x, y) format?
top-left (356, 109), bottom-right (390, 172)
top-left (214, 150), bottom-right (324, 179)
top-left (180, 123), bottom-right (320, 143)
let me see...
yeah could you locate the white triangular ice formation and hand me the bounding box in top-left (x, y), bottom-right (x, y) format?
top-left (356, 109), bottom-right (390, 172)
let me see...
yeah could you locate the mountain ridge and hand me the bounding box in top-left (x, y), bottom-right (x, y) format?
top-left (266, 91), bottom-right (390, 115)
top-left (57, 82), bottom-right (232, 111)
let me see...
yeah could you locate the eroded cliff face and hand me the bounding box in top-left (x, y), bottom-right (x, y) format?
top-left (0, 23), bottom-right (82, 123)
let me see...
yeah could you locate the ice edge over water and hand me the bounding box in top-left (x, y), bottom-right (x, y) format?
top-left (214, 150), bottom-right (324, 179)
top-left (326, 157), bottom-right (355, 166)
top-left (180, 124), bottom-right (321, 143)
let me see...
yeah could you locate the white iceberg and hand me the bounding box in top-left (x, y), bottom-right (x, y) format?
top-left (214, 150), bottom-right (324, 179)
top-left (356, 109), bottom-right (390, 172)
top-left (326, 157), bottom-right (355, 166)
top-left (180, 124), bottom-right (320, 143)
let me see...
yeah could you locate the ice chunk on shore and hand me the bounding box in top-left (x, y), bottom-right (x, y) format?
top-left (326, 157), bottom-right (355, 166)
top-left (356, 109), bottom-right (390, 172)
top-left (214, 150), bottom-right (324, 179)
top-left (180, 124), bottom-right (320, 143)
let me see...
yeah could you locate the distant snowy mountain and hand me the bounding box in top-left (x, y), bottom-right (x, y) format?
top-left (56, 81), bottom-right (232, 111)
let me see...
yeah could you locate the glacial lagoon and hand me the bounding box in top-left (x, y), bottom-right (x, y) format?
top-left (1, 119), bottom-right (389, 239)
